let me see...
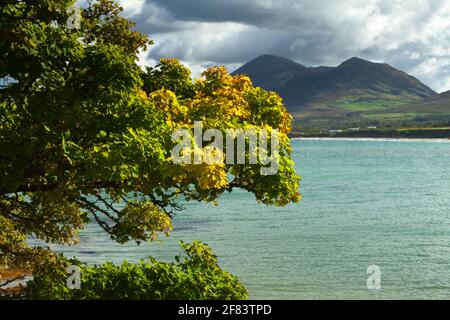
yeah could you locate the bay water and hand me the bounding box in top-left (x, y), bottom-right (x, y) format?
top-left (44, 138), bottom-right (450, 299)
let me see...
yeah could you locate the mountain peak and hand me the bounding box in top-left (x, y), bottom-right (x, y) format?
top-left (240, 54), bottom-right (306, 69)
top-left (232, 54), bottom-right (307, 89)
top-left (339, 57), bottom-right (373, 67)
top-left (254, 54), bottom-right (288, 61)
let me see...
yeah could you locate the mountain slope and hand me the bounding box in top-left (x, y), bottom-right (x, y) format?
top-left (233, 55), bottom-right (438, 119)
top-left (232, 55), bottom-right (307, 88)
top-left (234, 54), bottom-right (332, 90)
top-left (387, 90), bottom-right (450, 114)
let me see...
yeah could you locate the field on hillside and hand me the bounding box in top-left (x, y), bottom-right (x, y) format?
top-left (292, 95), bottom-right (450, 134)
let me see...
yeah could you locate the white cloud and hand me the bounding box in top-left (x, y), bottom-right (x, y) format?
top-left (117, 0), bottom-right (450, 92)
top-left (117, 0), bottom-right (145, 17)
top-left (410, 52), bottom-right (421, 60)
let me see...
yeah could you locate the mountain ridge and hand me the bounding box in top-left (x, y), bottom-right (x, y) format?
top-left (232, 55), bottom-right (450, 128)
top-left (232, 55), bottom-right (438, 118)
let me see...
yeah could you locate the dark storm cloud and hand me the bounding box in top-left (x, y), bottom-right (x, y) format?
top-left (147, 0), bottom-right (277, 25)
top-left (118, 0), bottom-right (450, 92)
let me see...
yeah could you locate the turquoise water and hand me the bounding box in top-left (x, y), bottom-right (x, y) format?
top-left (45, 138), bottom-right (450, 299)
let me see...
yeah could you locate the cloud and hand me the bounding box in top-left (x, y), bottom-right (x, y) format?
top-left (118, 0), bottom-right (145, 17)
top-left (116, 0), bottom-right (450, 92)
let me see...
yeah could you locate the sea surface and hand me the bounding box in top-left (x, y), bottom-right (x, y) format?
top-left (38, 138), bottom-right (450, 299)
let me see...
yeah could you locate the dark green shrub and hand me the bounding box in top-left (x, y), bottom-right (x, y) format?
top-left (25, 241), bottom-right (248, 300)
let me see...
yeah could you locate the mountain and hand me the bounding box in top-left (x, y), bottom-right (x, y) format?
top-left (233, 54), bottom-right (332, 90)
top-left (387, 90), bottom-right (450, 114)
top-left (439, 90), bottom-right (450, 98)
top-left (233, 55), bottom-right (438, 122)
top-left (232, 55), bottom-right (307, 88)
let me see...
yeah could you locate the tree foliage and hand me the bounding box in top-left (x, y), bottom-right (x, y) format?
top-left (22, 241), bottom-right (248, 300)
top-left (0, 0), bottom-right (300, 297)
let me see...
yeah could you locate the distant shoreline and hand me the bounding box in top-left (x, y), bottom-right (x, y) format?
top-left (292, 137), bottom-right (450, 142)
top-left (291, 128), bottom-right (450, 140)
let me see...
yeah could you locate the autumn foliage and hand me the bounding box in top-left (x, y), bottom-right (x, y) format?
top-left (0, 0), bottom-right (300, 298)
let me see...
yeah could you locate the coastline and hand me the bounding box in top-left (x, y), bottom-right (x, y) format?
top-left (292, 137), bottom-right (450, 142)
top-left (291, 128), bottom-right (450, 140)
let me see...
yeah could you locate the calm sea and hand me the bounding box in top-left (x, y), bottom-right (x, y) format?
top-left (43, 138), bottom-right (450, 299)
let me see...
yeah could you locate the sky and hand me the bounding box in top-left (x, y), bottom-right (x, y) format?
top-left (94, 0), bottom-right (450, 93)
